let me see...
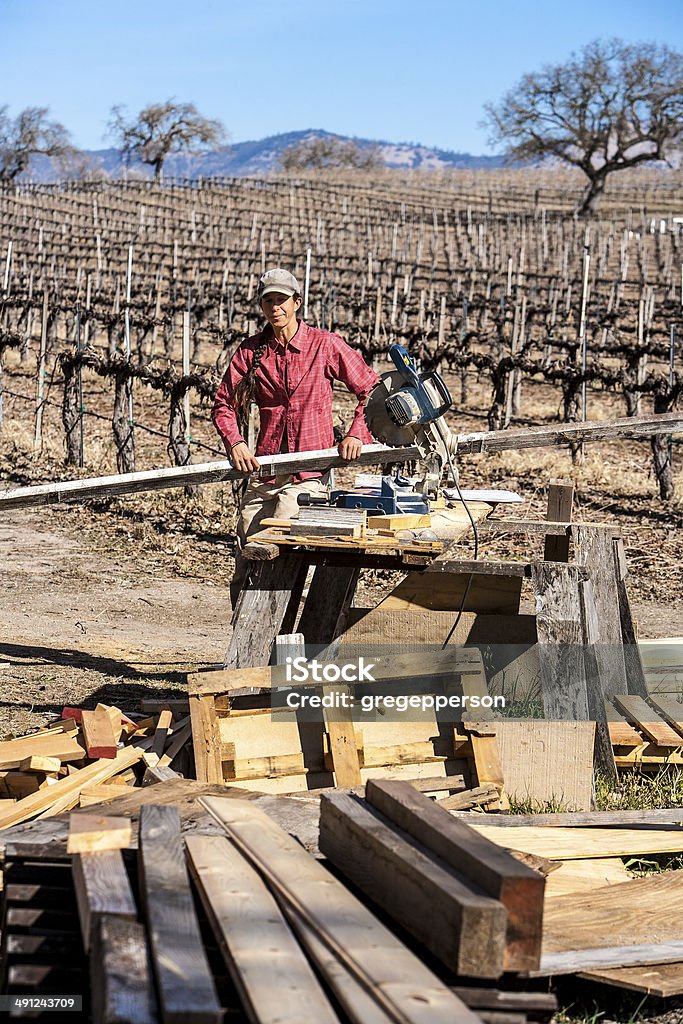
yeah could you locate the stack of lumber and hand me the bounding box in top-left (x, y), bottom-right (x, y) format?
top-left (0, 703), bottom-right (192, 831)
top-left (1, 796), bottom-right (558, 1024)
top-left (452, 806), bottom-right (683, 997)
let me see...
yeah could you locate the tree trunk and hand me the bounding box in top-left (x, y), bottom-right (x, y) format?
top-left (112, 373), bottom-right (135, 473)
top-left (650, 390), bottom-right (675, 501)
top-left (61, 359), bottom-right (81, 466)
top-left (578, 173), bottom-right (607, 216)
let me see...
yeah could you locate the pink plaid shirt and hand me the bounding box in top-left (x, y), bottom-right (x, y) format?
top-left (212, 321), bottom-right (379, 481)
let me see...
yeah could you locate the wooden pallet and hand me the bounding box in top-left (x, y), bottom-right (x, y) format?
top-left (607, 695), bottom-right (683, 766)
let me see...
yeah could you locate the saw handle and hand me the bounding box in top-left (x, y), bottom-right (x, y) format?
top-left (389, 344), bottom-right (421, 387)
top-left (297, 493), bottom-right (329, 507)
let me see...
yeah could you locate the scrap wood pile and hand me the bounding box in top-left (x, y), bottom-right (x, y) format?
top-left (0, 701), bottom-right (192, 830)
top-left (2, 779), bottom-right (683, 1021)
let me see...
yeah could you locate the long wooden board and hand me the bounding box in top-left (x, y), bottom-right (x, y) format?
top-left (72, 849), bottom-right (137, 952)
top-left (579, 962), bottom-right (683, 997)
top-left (90, 914), bottom-right (158, 1024)
top-left (319, 791), bottom-right (506, 978)
top-left (365, 780), bottom-right (542, 971)
top-left (138, 804), bottom-right (222, 1024)
top-left (3, 414), bottom-right (680, 510)
top-left (186, 834), bottom-right (339, 1024)
top-left (0, 732), bottom-right (85, 769)
top-left (469, 825), bottom-right (683, 859)
top-left (200, 796), bottom-right (482, 1024)
top-left (612, 695), bottom-right (683, 748)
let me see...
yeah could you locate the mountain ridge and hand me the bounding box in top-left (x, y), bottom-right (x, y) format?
top-left (29, 128), bottom-right (506, 180)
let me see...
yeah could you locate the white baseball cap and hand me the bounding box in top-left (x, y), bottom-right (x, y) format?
top-left (258, 268), bottom-right (300, 299)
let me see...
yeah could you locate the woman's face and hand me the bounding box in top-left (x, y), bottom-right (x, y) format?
top-left (260, 291), bottom-right (301, 332)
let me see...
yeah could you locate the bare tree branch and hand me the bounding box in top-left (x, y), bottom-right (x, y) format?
top-left (0, 106), bottom-right (73, 182)
top-left (483, 39), bottom-right (683, 214)
top-left (108, 100), bottom-right (227, 181)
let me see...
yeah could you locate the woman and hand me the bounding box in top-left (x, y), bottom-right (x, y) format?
top-left (212, 267), bottom-right (379, 609)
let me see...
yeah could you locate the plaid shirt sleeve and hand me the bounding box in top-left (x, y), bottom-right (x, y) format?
top-left (328, 334), bottom-right (380, 444)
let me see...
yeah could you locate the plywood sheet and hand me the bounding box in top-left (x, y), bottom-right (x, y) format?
top-left (494, 721), bottom-right (595, 812)
top-left (542, 872), bottom-right (683, 953)
top-left (579, 962), bottom-right (683, 996)
top-left (543, 857), bottom-right (630, 898)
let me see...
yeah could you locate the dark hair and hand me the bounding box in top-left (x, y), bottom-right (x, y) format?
top-left (232, 325), bottom-right (272, 433)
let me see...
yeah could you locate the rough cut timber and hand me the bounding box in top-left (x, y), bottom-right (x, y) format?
top-left (72, 849), bottom-right (137, 952)
top-left (90, 914), bottom-right (158, 1024)
top-left (0, 732), bottom-right (85, 770)
top-left (186, 834), bottom-right (340, 1024)
top-left (80, 707), bottom-right (118, 759)
top-left (67, 814), bottom-right (132, 854)
top-left (319, 791), bottom-right (507, 978)
top-left (138, 804), bottom-right (222, 1024)
top-left (200, 796), bottom-right (482, 1024)
top-left (365, 779), bottom-right (543, 972)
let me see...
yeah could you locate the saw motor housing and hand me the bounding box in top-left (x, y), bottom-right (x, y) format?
top-left (364, 345), bottom-right (458, 499)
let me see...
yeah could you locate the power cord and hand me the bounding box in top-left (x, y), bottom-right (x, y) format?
top-left (434, 419), bottom-right (479, 649)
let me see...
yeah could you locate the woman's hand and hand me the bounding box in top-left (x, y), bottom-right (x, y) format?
top-left (338, 434), bottom-right (363, 461)
top-left (231, 442), bottom-right (261, 473)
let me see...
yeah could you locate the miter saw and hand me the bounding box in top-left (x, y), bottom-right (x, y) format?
top-left (363, 345), bottom-right (459, 501)
top-left (298, 345), bottom-right (459, 516)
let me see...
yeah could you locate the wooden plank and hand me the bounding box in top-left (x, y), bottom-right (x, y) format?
top-left (200, 796), bottom-right (483, 1024)
top-left (138, 804), bottom-right (221, 1024)
top-left (544, 479), bottom-right (574, 562)
top-left (186, 834), bottom-right (339, 1024)
top-left (378, 570), bottom-right (523, 615)
top-left (319, 791), bottom-right (507, 978)
top-left (18, 755), bottom-right (62, 773)
top-left (225, 553), bottom-right (307, 669)
top-left (81, 707), bottom-right (118, 759)
top-left (151, 709), bottom-right (173, 758)
top-left (437, 784), bottom-right (501, 810)
top-left (287, 908), bottom-right (394, 1024)
top-left (189, 647), bottom-right (485, 696)
top-left (72, 849), bottom-right (137, 951)
top-left (578, 962), bottom-right (683, 997)
top-left (188, 695), bottom-right (222, 784)
top-left (2, 414), bottom-right (681, 512)
top-left (648, 696), bottom-right (683, 737)
top-left (79, 784), bottom-right (133, 808)
top-left (0, 732), bottom-right (85, 769)
top-left (530, 941), bottom-right (683, 977)
top-left (530, 563), bottom-right (589, 720)
top-left (494, 721), bottom-right (595, 813)
top-left (158, 721), bottom-right (192, 767)
top-left (579, 578), bottom-right (619, 777)
top-left (340, 609), bottom-right (537, 649)
top-left (606, 703), bottom-right (644, 746)
top-left (543, 858), bottom-right (631, 898)
top-left (451, 988), bottom-right (557, 1015)
top-left (0, 747), bottom-right (142, 828)
top-left (90, 914), bottom-right (158, 1024)
top-left (67, 813), bottom-right (132, 853)
top-left (450, 808), bottom-right (683, 827)
top-left (469, 825), bottom-right (683, 859)
top-left (613, 537), bottom-right (650, 699)
top-left (366, 779), bottom-right (543, 971)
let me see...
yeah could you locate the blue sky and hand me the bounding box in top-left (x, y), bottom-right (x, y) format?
top-left (2, 0), bottom-right (681, 154)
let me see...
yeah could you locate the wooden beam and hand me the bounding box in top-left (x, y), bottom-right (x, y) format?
top-left (365, 780), bottom-right (543, 972)
top-left (544, 479), bottom-right (574, 562)
top-left (449, 808), bottom-right (683, 827)
top-left (200, 795), bottom-right (482, 1024)
top-left (67, 813), bottom-right (132, 854)
top-left (186, 834), bottom-right (339, 1024)
top-left (138, 804), bottom-right (222, 1024)
top-left (90, 914), bottom-right (158, 1024)
top-left (81, 707), bottom-right (118, 759)
top-left (72, 849), bottom-right (137, 951)
top-left (2, 413), bottom-right (680, 511)
top-left (319, 791), bottom-right (507, 978)
top-left (0, 732), bottom-right (85, 770)
top-left (188, 695), bottom-right (222, 784)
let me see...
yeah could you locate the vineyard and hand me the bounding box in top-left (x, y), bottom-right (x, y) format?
top-left (0, 167), bottom-right (682, 501)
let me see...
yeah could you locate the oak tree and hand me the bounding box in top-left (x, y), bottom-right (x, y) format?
top-left (281, 135), bottom-right (381, 171)
top-left (109, 100), bottom-right (226, 181)
top-left (0, 106), bottom-right (72, 182)
top-left (483, 39), bottom-right (683, 214)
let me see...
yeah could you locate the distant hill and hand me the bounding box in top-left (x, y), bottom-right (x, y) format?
top-left (28, 129), bottom-right (506, 181)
